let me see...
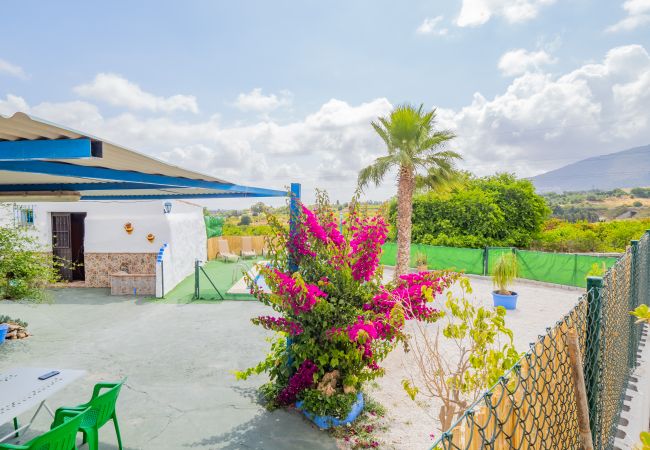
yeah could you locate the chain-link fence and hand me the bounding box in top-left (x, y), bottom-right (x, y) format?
top-left (432, 232), bottom-right (649, 449)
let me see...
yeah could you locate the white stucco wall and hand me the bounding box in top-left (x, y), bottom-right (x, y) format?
top-left (1, 200), bottom-right (207, 295)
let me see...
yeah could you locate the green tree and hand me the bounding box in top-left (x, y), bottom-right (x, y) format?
top-left (357, 104), bottom-right (460, 276)
top-left (397, 174), bottom-right (549, 248)
top-left (239, 215), bottom-right (252, 226)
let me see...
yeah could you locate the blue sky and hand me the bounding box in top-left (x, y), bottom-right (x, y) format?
top-left (2, 0), bottom-right (650, 205)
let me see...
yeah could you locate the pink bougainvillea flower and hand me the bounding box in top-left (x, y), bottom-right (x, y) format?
top-left (252, 316), bottom-right (303, 335)
top-left (365, 272), bottom-right (456, 321)
top-left (349, 215), bottom-right (388, 282)
top-left (276, 359), bottom-right (318, 405)
top-left (273, 270), bottom-right (327, 315)
top-left (301, 205), bottom-right (328, 243)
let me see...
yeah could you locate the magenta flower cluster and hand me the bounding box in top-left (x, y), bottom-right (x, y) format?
top-left (348, 216), bottom-right (388, 282)
top-left (277, 359), bottom-right (318, 405)
top-left (302, 205), bottom-right (328, 243)
top-left (252, 316), bottom-right (304, 336)
top-left (365, 271), bottom-right (453, 321)
top-left (273, 269), bottom-right (327, 315)
top-left (323, 220), bottom-right (345, 248)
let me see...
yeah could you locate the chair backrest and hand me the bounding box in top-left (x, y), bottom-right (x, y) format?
top-left (25, 407), bottom-right (87, 450)
top-left (217, 239), bottom-right (231, 254)
top-left (241, 236), bottom-right (253, 252)
top-left (86, 380), bottom-right (125, 429)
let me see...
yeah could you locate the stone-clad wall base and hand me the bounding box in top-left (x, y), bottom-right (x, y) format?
top-left (84, 253), bottom-right (157, 288)
top-left (110, 274), bottom-right (156, 295)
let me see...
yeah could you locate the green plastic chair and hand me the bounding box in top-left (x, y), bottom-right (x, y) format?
top-left (0, 407), bottom-right (88, 450)
top-left (51, 380), bottom-right (125, 450)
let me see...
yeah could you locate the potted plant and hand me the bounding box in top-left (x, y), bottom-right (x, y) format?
top-left (491, 252), bottom-right (518, 310)
top-left (415, 251), bottom-right (428, 272)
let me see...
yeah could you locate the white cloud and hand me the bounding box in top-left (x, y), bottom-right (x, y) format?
top-left (0, 58), bottom-right (27, 79)
top-left (233, 88), bottom-right (292, 113)
top-left (4, 45), bottom-right (650, 201)
top-left (416, 16), bottom-right (449, 36)
top-left (435, 44), bottom-right (650, 177)
top-left (456, 0), bottom-right (556, 27)
top-left (498, 49), bottom-right (557, 76)
top-left (606, 0), bottom-right (650, 32)
top-left (74, 73), bottom-right (199, 114)
top-left (0, 93), bottom-right (391, 201)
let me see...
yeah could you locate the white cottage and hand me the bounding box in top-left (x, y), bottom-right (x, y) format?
top-left (6, 199), bottom-right (206, 297)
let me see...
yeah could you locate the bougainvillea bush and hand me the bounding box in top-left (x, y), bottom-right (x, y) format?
top-left (236, 192), bottom-right (458, 420)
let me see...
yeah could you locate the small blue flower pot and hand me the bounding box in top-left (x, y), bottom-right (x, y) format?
top-left (296, 392), bottom-right (364, 429)
top-left (0, 324), bottom-right (8, 344)
top-left (492, 291), bottom-right (518, 310)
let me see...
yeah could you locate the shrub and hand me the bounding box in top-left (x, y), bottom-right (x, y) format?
top-left (533, 219), bottom-right (650, 252)
top-left (631, 187), bottom-right (650, 198)
top-left (235, 192), bottom-right (458, 420)
top-left (395, 173), bottom-right (549, 248)
top-left (0, 223), bottom-right (60, 301)
top-left (401, 277), bottom-right (520, 430)
top-left (239, 215), bottom-right (252, 226)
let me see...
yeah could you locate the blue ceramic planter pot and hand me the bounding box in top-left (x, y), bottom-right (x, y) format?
top-left (0, 324), bottom-right (8, 344)
top-left (296, 392), bottom-right (364, 429)
top-left (492, 291), bottom-right (518, 310)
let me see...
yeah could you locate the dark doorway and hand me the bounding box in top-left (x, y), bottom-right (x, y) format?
top-left (52, 212), bottom-right (86, 281)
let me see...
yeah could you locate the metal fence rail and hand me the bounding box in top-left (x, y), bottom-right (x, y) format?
top-left (432, 231), bottom-right (649, 449)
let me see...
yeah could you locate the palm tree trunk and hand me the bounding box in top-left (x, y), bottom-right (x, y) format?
top-left (396, 165), bottom-right (415, 277)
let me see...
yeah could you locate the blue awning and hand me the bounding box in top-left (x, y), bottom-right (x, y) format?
top-left (0, 112), bottom-right (287, 201)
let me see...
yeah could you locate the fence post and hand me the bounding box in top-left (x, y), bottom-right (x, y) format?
top-left (194, 259), bottom-right (200, 299)
top-left (483, 246), bottom-right (489, 276)
top-left (288, 182), bottom-right (301, 273)
top-left (645, 230), bottom-right (650, 305)
top-left (585, 276), bottom-right (603, 446)
top-left (629, 240), bottom-right (639, 369)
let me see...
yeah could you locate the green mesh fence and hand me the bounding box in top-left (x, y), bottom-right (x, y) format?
top-left (517, 250), bottom-right (618, 288)
top-left (204, 216), bottom-right (224, 238)
top-left (380, 243), bottom-right (619, 287)
top-left (431, 232), bottom-right (649, 450)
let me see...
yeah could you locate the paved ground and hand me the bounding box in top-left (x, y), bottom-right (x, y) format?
top-left (0, 289), bottom-right (337, 450)
top-left (0, 275), bottom-right (585, 450)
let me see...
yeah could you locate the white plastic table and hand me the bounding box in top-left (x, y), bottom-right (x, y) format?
top-left (0, 367), bottom-right (86, 442)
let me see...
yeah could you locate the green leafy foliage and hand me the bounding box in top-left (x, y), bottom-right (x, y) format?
top-left (638, 431), bottom-right (650, 449)
top-left (0, 315), bottom-right (27, 327)
top-left (221, 223), bottom-right (272, 236)
top-left (586, 262), bottom-right (606, 278)
top-left (0, 221), bottom-right (60, 301)
top-left (414, 251), bottom-right (427, 266)
top-left (631, 304), bottom-right (650, 324)
top-left (299, 390), bottom-right (358, 419)
top-left (402, 277), bottom-right (521, 430)
top-left (397, 173), bottom-right (549, 248)
top-left (533, 218), bottom-right (650, 252)
top-left (329, 396), bottom-right (387, 448)
top-left (631, 187), bottom-right (650, 198)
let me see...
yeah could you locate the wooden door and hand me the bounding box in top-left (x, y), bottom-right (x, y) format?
top-left (52, 213), bottom-right (73, 281)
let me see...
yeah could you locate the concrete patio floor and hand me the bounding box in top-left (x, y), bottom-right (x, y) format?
top-left (0, 289), bottom-right (337, 450)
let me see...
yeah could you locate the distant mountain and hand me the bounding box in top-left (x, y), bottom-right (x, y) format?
top-left (530, 144), bottom-right (650, 193)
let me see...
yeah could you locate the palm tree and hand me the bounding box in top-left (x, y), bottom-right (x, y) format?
top-left (358, 104), bottom-right (460, 277)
